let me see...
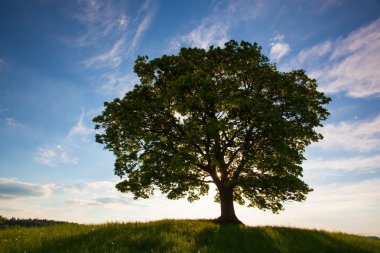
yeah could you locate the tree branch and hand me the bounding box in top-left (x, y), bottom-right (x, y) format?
top-left (231, 126), bottom-right (254, 182)
top-left (167, 113), bottom-right (206, 156)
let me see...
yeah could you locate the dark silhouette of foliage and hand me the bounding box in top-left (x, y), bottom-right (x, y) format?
top-left (0, 215), bottom-right (72, 228)
top-left (93, 40), bottom-right (331, 223)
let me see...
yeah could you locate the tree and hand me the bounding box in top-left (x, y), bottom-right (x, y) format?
top-left (93, 40), bottom-right (331, 224)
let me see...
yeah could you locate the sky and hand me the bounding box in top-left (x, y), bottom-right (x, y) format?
top-left (0, 0), bottom-right (380, 237)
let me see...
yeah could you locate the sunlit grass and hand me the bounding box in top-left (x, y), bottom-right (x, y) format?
top-left (1, 219), bottom-right (379, 253)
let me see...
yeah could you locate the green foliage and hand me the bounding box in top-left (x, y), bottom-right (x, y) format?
top-left (1, 220), bottom-right (379, 253)
top-left (93, 40), bottom-right (331, 215)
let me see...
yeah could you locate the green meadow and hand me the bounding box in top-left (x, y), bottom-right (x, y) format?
top-left (1, 219), bottom-right (379, 253)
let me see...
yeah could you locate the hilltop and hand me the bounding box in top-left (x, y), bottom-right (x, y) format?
top-left (1, 219), bottom-right (379, 252)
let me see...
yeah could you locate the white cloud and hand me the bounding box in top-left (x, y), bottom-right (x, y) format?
top-left (0, 178), bottom-right (52, 200)
top-left (68, 111), bottom-right (94, 137)
top-left (98, 71), bottom-right (138, 97)
top-left (304, 155), bottom-right (380, 172)
top-left (4, 117), bottom-right (24, 128)
top-left (293, 40), bottom-right (332, 67)
top-left (269, 34), bottom-right (290, 62)
top-left (118, 14), bottom-right (128, 30)
top-left (315, 114), bottom-right (380, 152)
top-left (71, 0), bottom-right (126, 47)
top-left (130, 12), bottom-right (153, 51)
top-left (72, 0), bottom-right (154, 97)
top-left (72, 0), bottom-right (155, 70)
top-left (173, 19), bottom-right (229, 49)
top-left (65, 197), bottom-right (134, 207)
top-left (291, 18), bottom-right (380, 98)
top-left (83, 38), bottom-right (125, 69)
top-left (170, 0), bottom-right (266, 50)
top-left (34, 145), bottom-right (79, 166)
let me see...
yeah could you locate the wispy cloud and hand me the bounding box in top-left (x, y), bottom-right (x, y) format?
top-left (65, 197), bottom-right (132, 207)
top-left (291, 18), bottom-right (380, 98)
top-left (83, 38), bottom-right (125, 69)
top-left (74, 0), bottom-right (155, 66)
top-left (130, 15), bottom-right (151, 50)
top-left (99, 71), bottom-right (138, 97)
top-left (130, 0), bottom-right (155, 51)
top-left (172, 18), bottom-right (230, 49)
top-left (0, 178), bottom-right (52, 200)
top-left (304, 155), bottom-right (380, 172)
top-left (170, 0), bottom-right (266, 50)
top-left (68, 110), bottom-right (94, 137)
top-left (292, 40), bottom-right (332, 67)
top-left (71, 0), bottom-right (127, 47)
top-left (59, 181), bottom-right (116, 195)
top-left (69, 0), bottom-right (155, 95)
top-left (118, 14), bottom-right (128, 29)
top-left (269, 34), bottom-right (290, 62)
top-left (34, 145), bottom-right (79, 166)
top-left (52, 180), bottom-right (140, 208)
top-left (315, 114), bottom-right (380, 152)
top-left (4, 117), bottom-right (24, 128)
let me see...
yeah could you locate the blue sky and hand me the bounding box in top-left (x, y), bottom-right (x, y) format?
top-left (1, 0), bottom-right (380, 236)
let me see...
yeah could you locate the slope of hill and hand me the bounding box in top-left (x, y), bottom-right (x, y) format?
top-left (1, 219), bottom-right (379, 253)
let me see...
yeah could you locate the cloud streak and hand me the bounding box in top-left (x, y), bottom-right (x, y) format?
top-left (34, 145), bottom-right (79, 166)
top-left (68, 110), bottom-right (94, 139)
top-left (173, 18), bottom-right (230, 49)
top-left (4, 118), bottom-right (24, 128)
top-left (291, 18), bottom-right (380, 98)
top-left (304, 155), bottom-right (380, 172)
top-left (315, 114), bottom-right (380, 152)
top-left (75, 0), bottom-right (155, 67)
top-left (0, 178), bottom-right (51, 200)
top-left (71, 0), bottom-right (127, 47)
top-left (98, 71), bottom-right (138, 97)
top-left (65, 197), bottom-right (133, 207)
top-left (130, 11), bottom-right (153, 51)
top-left (170, 0), bottom-right (267, 50)
top-left (70, 0), bottom-right (155, 96)
top-left (83, 39), bottom-right (125, 69)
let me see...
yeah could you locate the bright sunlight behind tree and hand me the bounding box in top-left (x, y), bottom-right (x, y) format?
top-left (93, 40), bottom-right (331, 224)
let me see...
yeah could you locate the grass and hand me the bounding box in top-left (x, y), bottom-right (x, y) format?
top-left (1, 219), bottom-right (379, 253)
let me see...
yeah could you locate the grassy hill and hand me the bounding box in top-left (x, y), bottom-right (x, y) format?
top-left (1, 219), bottom-right (379, 253)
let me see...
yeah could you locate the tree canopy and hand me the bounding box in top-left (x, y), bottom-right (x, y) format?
top-left (93, 40), bottom-right (331, 223)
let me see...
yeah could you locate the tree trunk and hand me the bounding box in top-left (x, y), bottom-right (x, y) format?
top-left (217, 186), bottom-right (242, 224)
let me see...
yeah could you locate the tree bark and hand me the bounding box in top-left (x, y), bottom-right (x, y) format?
top-left (217, 186), bottom-right (242, 224)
